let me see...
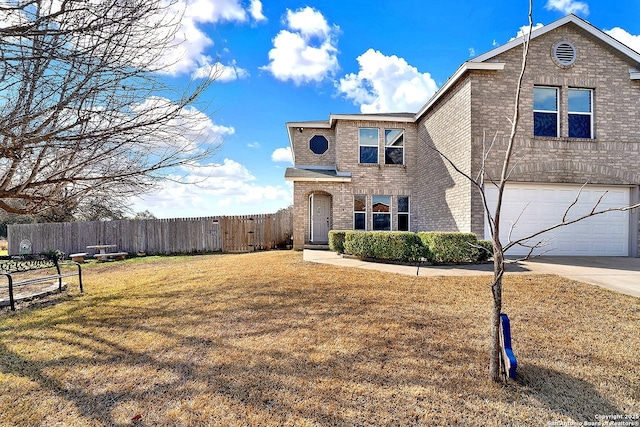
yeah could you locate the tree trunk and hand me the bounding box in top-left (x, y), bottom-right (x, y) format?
top-left (489, 249), bottom-right (504, 382)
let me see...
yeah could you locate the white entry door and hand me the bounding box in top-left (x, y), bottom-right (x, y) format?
top-left (485, 183), bottom-right (631, 256)
top-left (310, 194), bottom-right (331, 243)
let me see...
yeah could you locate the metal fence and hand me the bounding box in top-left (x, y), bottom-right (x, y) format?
top-left (7, 207), bottom-right (293, 256)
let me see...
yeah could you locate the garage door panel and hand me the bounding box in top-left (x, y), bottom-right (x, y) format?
top-left (485, 184), bottom-right (630, 256)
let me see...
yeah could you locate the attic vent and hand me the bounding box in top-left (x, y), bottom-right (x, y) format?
top-left (553, 41), bottom-right (577, 67)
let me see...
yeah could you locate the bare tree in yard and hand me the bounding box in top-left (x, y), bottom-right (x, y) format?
top-left (0, 0), bottom-right (220, 217)
top-left (435, 3), bottom-right (640, 383)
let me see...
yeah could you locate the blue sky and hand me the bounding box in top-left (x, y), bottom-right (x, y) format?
top-left (131, 0), bottom-right (640, 218)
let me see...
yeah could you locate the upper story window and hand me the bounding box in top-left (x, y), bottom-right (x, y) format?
top-left (309, 135), bottom-right (328, 155)
top-left (568, 88), bottom-right (593, 139)
top-left (384, 129), bottom-right (404, 165)
top-left (359, 128), bottom-right (379, 164)
top-left (533, 86), bottom-right (559, 137)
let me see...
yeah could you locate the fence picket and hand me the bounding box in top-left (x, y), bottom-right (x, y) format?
top-left (7, 207), bottom-right (292, 256)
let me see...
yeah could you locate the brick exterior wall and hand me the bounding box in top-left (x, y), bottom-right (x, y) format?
top-left (289, 20), bottom-right (640, 252)
top-left (291, 127), bottom-right (336, 167)
top-left (467, 23), bottom-right (640, 239)
top-left (290, 120), bottom-right (419, 249)
top-left (417, 76), bottom-right (473, 232)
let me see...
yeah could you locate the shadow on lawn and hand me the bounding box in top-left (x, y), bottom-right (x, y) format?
top-left (516, 363), bottom-right (622, 422)
top-left (0, 289), bottom-right (490, 426)
top-left (0, 265), bottom-right (630, 426)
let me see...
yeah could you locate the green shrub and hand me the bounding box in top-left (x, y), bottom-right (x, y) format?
top-left (418, 232), bottom-right (480, 264)
top-left (477, 240), bottom-right (494, 262)
top-left (328, 230), bottom-right (347, 253)
top-left (344, 231), bottom-right (423, 262)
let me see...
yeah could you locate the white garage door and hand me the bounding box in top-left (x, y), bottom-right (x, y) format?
top-left (484, 183), bottom-right (630, 256)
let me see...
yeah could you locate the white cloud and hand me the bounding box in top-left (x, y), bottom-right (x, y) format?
top-left (192, 59), bottom-right (250, 81)
top-left (132, 97), bottom-right (234, 151)
top-left (0, 0), bottom-right (259, 78)
top-left (159, 0), bottom-right (265, 76)
top-left (337, 49), bottom-right (438, 114)
top-left (271, 147), bottom-right (293, 163)
top-left (468, 47), bottom-right (476, 57)
top-left (261, 7), bottom-right (340, 84)
top-left (131, 158), bottom-right (292, 217)
top-left (511, 23), bottom-right (545, 40)
top-left (184, 0), bottom-right (248, 24)
top-left (606, 27), bottom-right (640, 54)
top-left (544, 0), bottom-right (589, 15)
top-left (249, 0), bottom-right (267, 22)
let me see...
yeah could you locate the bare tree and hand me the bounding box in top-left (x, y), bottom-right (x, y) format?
top-left (434, 2), bottom-right (640, 382)
top-left (0, 0), bottom-right (221, 216)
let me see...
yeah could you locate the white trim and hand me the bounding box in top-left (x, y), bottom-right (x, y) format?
top-left (568, 88), bottom-right (594, 139)
top-left (359, 127), bottom-right (380, 164)
top-left (533, 86), bottom-right (560, 138)
top-left (286, 176), bottom-right (352, 183)
top-left (630, 69), bottom-right (640, 80)
top-left (384, 128), bottom-right (405, 165)
top-left (329, 113), bottom-right (414, 126)
top-left (294, 165), bottom-right (335, 170)
top-left (372, 195), bottom-right (392, 231)
top-left (353, 194), bottom-right (367, 231)
top-left (309, 194), bottom-right (314, 242)
top-left (398, 195), bottom-right (410, 231)
top-left (286, 121), bottom-right (331, 129)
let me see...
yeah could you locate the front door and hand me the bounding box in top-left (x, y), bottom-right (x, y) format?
top-left (310, 194), bottom-right (331, 244)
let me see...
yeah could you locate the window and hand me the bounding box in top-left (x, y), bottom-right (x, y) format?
top-left (309, 135), bottom-right (328, 154)
top-left (354, 195), bottom-right (366, 230)
top-left (359, 128), bottom-right (379, 164)
top-left (398, 196), bottom-right (409, 231)
top-left (533, 87), bottom-right (559, 137)
top-left (568, 88), bottom-right (593, 138)
top-left (372, 195), bottom-right (391, 231)
top-left (384, 129), bottom-right (404, 165)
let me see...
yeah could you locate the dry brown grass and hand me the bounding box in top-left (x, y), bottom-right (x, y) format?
top-left (0, 251), bottom-right (638, 426)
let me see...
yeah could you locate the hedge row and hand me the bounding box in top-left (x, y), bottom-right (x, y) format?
top-left (328, 230), bottom-right (493, 264)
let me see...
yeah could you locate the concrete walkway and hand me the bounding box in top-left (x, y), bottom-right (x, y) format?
top-left (303, 250), bottom-right (640, 298)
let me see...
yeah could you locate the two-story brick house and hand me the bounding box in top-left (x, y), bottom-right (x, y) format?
top-left (285, 14), bottom-right (640, 256)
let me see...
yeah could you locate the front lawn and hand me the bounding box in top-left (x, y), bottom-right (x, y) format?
top-left (0, 251), bottom-right (638, 426)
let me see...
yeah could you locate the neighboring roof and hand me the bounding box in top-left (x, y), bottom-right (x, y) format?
top-left (284, 167), bottom-right (352, 182)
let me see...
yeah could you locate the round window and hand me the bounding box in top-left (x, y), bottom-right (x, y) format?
top-left (309, 135), bottom-right (328, 155)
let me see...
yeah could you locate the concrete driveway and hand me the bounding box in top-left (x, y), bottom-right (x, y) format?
top-left (518, 257), bottom-right (640, 298)
top-left (303, 250), bottom-right (640, 298)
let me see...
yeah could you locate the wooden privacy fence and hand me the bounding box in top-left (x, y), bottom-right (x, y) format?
top-left (7, 208), bottom-right (293, 256)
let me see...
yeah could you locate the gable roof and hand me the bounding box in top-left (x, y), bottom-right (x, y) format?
top-left (471, 14), bottom-right (640, 64)
top-left (415, 14), bottom-right (640, 121)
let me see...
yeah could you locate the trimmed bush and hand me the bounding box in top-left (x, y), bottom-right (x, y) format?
top-left (328, 230), bottom-right (347, 253)
top-left (344, 231), bottom-right (423, 262)
top-left (477, 240), bottom-right (494, 262)
top-left (418, 232), bottom-right (480, 264)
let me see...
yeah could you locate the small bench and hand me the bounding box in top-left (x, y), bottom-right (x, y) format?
top-left (0, 253), bottom-right (83, 311)
top-left (69, 252), bottom-right (88, 263)
top-left (93, 252), bottom-right (128, 262)
top-left (499, 313), bottom-right (518, 380)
